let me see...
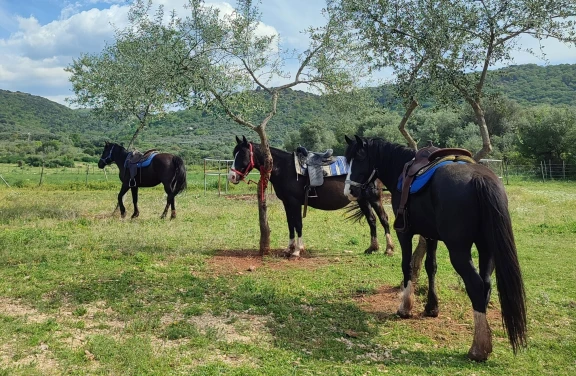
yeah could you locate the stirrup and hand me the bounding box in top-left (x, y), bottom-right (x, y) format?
top-left (308, 187), bottom-right (318, 198)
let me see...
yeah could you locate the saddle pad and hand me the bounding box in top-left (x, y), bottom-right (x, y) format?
top-left (294, 154), bottom-right (349, 177)
top-left (124, 152), bottom-right (158, 168)
top-left (397, 160), bottom-right (468, 194)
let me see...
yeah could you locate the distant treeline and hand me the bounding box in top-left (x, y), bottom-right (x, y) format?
top-left (1, 63), bottom-right (575, 167)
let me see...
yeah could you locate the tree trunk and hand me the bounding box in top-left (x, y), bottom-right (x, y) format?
top-left (469, 99), bottom-right (493, 161)
top-left (256, 128), bottom-right (273, 255)
top-left (397, 101), bottom-right (426, 284)
top-left (128, 120), bottom-right (147, 150)
top-left (398, 99), bottom-right (419, 150)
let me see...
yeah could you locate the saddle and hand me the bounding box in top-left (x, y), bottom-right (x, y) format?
top-left (395, 142), bottom-right (475, 232)
top-left (295, 146), bottom-right (336, 217)
top-left (124, 149), bottom-right (158, 187)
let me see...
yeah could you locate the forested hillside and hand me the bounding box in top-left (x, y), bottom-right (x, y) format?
top-left (1, 63), bottom-right (575, 166)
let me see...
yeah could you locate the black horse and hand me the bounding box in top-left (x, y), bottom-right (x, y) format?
top-left (343, 135), bottom-right (526, 361)
top-left (98, 142), bottom-right (187, 219)
top-left (227, 136), bottom-right (394, 257)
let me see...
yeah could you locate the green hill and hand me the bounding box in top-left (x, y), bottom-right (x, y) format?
top-left (1, 63), bottom-right (575, 165)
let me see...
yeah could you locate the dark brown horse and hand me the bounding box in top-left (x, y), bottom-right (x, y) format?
top-left (344, 135), bottom-right (526, 361)
top-left (227, 136), bottom-right (394, 257)
top-left (98, 142), bottom-right (187, 219)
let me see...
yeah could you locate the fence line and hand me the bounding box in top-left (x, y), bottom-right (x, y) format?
top-left (1, 161), bottom-right (576, 189)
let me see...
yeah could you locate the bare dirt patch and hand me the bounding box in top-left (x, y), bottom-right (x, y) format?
top-left (205, 249), bottom-right (331, 275)
top-left (354, 285), bottom-right (503, 342)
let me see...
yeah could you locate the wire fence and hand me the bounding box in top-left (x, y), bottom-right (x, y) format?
top-left (1, 160), bottom-right (575, 190)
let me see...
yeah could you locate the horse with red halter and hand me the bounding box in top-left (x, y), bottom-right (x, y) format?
top-left (228, 136), bottom-right (394, 257)
top-left (98, 142), bottom-right (187, 219)
top-left (344, 135), bottom-right (526, 361)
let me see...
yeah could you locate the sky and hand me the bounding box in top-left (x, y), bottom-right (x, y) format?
top-left (0, 0), bottom-right (575, 106)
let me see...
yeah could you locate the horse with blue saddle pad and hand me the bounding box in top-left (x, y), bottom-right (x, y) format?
top-left (228, 136), bottom-right (394, 258)
top-left (394, 142), bottom-right (475, 231)
top-left (344, 135), bottom-right (526, 361)
top-left (98, 142), bottom-right (187, 219)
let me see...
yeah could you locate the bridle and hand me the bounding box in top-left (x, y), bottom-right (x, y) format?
top-left (346, 166), bottom-right (378, 190)
top-left (345, 149), bottom-right (378, 190)
top-left (100, 145), bottom-right (115, 165)
top-left (230, 142), bottom-right (255, 181)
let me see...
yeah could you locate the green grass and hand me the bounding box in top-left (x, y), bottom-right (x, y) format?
top-left (0, 171), bottom-right (575, 375)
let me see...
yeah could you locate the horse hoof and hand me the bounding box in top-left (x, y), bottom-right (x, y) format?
top-left (385, 248), bottom-right (394, 256)
top-left (424, 308), bottom-right (439, 317)
top-left (397, 309), bottom-right (412, 319)
top-left (364, 248), bottom-right (377, 254)
top-left (468, 347), bottom-right (490, 362)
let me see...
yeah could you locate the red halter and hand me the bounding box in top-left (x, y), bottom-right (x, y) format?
top-left (231, 142), bottom-right (255, 181)
top-left (231, 142), bottom-right (272, 201)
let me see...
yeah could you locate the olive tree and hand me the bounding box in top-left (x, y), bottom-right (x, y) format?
top-left (66, 1), bottom-right (187, 149)
top-left (172, 0), bottom-right (361, 254)
top-left (329, 0), bottom-right (576, 160)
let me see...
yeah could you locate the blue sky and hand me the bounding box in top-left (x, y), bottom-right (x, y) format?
top-left (0, 0), bottom-right (575, 106)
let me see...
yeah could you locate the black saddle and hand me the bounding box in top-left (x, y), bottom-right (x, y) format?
top-left (125, 149), bottom-right (158, 187)
top-left (296, 146), bottom-right (334, 166)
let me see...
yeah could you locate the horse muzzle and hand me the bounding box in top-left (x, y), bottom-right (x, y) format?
top-left (228, 170), bottom-right (240, 184)
top-left (97, 160), bottom-right (106, 169)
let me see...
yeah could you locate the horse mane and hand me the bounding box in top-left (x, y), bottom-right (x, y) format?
top-left (367, 138), bottom-right (416, 169)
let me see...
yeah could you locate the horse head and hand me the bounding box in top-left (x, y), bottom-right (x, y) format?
top-left (344, 135), bottom-right (377, 201)
top-left (228, 136), bottom-right (255, 184)
top-left (98, 141), bottom-right (117, 169)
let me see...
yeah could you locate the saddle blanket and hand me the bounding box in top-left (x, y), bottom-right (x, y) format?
top-left (294, 154), bottom-right (349, 177)
top-left (124, 152), bottom-right (158, 169)
top-left (397, 160), bottom-right (468, 194)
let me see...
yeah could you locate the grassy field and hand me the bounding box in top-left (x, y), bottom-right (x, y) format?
top-left (0, 165), bottom-right (575, 375)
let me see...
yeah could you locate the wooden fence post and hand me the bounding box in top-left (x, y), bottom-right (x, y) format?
top-left (39, 162), bottom-right (45, 186)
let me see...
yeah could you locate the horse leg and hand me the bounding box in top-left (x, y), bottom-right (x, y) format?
top-left (281, 200), bottom-right (297, 256)
top-left (358, 199), bottom-right (379, 254)
top-left (130, 187), bottom-right (139, 219)
top-left (397, 232), bottom-right (415, 318)
top-left (169, 193), bottom-right (176, 220)
top-left (467, 239), bottom-right (496, 361)
top-left (283, 200), bottom-right (304, 258)
top-left (445, 241), bottom-right (492, 361)
top-left (369, 198), bottom-right (394, 255)
top-left (117, 184), bottom-right (129, 219)
top-left (161, 183), bottom-right (177, 220)
top-left (424, 238), bottom-right (439, 317)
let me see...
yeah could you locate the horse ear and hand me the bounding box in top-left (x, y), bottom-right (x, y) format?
top-left (235, 136), bottom-right (242, 145)
top-left (354, 135), bottom-right (364, 147)
top-left (242, 135), bottom-right (248, 145)
top-left (105, 141), bottom-right (109, 146)
top-left (345, 135), bottom-right (353, 145)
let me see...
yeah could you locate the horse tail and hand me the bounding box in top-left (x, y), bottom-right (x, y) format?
top-left (475, 174), bottom-right (527, 354)
top-left (171, 156), bottom-right (187, 195)
top-left (345, 181), bottom-right (384, 223)
top-left (344, 201), bottom-right (365, 223)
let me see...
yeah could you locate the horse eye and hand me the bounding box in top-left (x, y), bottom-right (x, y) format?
top-left (357, 149), bottom-right (367, 160)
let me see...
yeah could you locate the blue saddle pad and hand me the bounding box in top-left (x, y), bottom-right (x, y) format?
top-left (294, 154), bottom-right (349, 177)
top-left (124, 152), bottom-right (158, 169)
top-left (397, 160), bottom-right (467, 194)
